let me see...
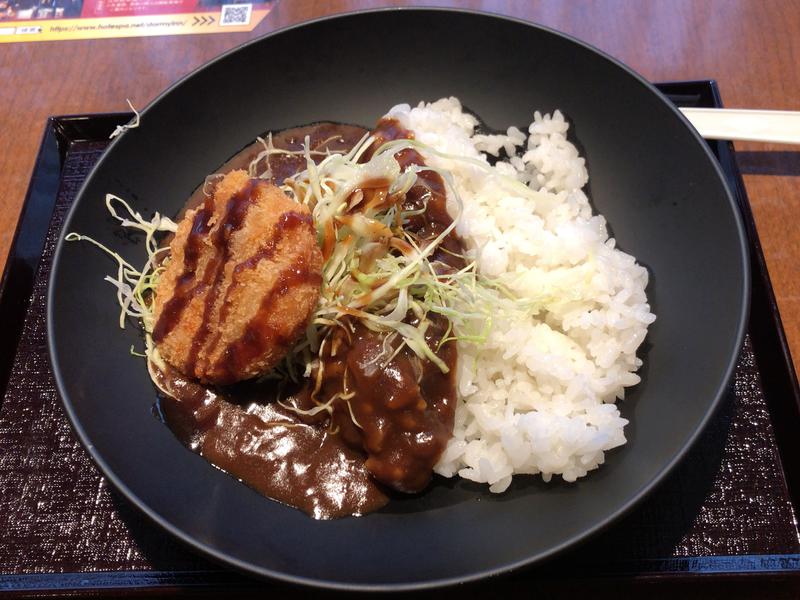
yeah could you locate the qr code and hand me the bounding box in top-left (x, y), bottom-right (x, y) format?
top-left (220, 3), bottom-right (252, 26)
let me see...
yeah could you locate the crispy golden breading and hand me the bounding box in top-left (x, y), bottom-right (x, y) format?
top-left (153, 170), bottom-right (322, 384)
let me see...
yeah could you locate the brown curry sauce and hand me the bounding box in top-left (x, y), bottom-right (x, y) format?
top-left (153, 120), bottom-right (463, 519)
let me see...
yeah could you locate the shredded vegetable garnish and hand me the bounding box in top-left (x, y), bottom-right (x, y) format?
top-left (262, 134), bottom-right (536, 383)
top-left (65, 193), bottom-right (176, 369)
top-left (69, 128), bottom-right (536, 424)
top-left (109, 99), bottom-right (141, 140)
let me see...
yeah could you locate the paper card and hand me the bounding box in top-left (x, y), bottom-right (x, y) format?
top-left (0, 0), bottom-right (275, 42)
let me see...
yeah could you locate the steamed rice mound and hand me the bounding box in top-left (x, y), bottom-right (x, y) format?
top-left (387, 98), bottom-right (655, 493)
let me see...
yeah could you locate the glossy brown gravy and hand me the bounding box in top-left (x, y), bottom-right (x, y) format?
top-left (154, 365), bottom-right (388, 519)
top-left (154, 120), bottom-right (462, 519)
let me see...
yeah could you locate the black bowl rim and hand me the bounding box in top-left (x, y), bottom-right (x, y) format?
top-left (46, 5), bottom-right (751, 591)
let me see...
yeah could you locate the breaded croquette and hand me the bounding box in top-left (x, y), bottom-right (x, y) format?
top-left (152, 170), bottom-right (322, 384)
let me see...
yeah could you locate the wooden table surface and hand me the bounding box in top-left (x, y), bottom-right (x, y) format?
top-left (1, 0), bottom-right (798, 374)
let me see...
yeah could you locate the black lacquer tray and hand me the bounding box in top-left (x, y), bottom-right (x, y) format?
top-left (0, 81), bottom-right (799, 597)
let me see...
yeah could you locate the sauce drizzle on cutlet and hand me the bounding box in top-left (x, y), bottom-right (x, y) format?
top-left (151, 200), bottom-right (214, 343)
top-left (185, 179), bottom-right (262, 376)
top-left (216, 256), bottom-right (323, 381)
top-left (235, 211), bottom-right (313, 274)
top-left (201, 210), bottom-right (316, 378)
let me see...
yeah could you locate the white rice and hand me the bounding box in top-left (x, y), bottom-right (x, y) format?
top-left (386, 98), bottom-right (655, 493)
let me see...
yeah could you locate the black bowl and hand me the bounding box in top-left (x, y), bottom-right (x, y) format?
top-left (47, 8), bottom-right (749, 590)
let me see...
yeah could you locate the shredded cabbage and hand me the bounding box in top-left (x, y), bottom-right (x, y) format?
top-left (65, 193), bottom-right (175, 369)
top-left (68, 130), bottom-right (536, 395)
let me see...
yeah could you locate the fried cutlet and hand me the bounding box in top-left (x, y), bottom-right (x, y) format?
top-left (152, 170), bottom-right (323, 384)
